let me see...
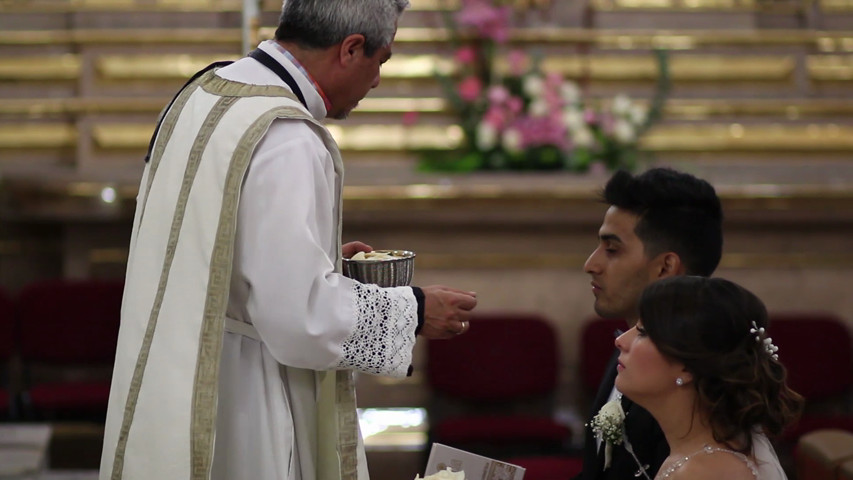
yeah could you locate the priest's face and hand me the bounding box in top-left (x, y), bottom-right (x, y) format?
top-left (328, 36), bottom-right (393, 120)
top-left (583, 206), bottom-right (663, 324)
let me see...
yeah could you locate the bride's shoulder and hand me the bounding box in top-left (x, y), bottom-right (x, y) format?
top-left (673, 449), bottom-right (758, 480)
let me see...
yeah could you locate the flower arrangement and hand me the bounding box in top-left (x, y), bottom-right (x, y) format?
top-left (416, 0), bottom-right (669, 173)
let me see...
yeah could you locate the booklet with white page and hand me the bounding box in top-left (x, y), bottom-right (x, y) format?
top-left (423, 443), bottom-right (526, 480)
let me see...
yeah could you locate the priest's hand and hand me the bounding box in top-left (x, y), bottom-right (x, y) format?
top-left (342, 241), bottom-right (372, 259)
top-left (419, 285), bottom-right (477, 339)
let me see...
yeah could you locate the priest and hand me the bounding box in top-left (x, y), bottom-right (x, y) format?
top-left (99, 1), bottom-right (477, 479)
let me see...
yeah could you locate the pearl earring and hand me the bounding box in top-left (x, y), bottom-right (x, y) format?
top-left (675, 377), bottom-right (684, 386)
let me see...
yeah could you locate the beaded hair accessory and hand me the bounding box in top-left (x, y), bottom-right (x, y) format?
top-left (750, 321), bottom-right (779, 360)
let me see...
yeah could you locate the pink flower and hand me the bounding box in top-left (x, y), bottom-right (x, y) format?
top-left (401, 111), bottom-right (420, 126)
top-left (483, 106), bottom-right (507, 129)
top-left (507, 49), bottom-right (529, 76)
top-left (455, 0), bottom-right (511, 43)
top-left (457, 76), bottom-right (483, 102)
top-left (511, 115), bottom-right (569, 150)
top-left (600, 112), bottom-right (616, 135)
top-left (487, 85), bottom-right (510, 105)
top-left (584, 107), bottom-right (598, 125)
top-left (545, 72), bottom-right (564, 89)
top-left (506, 96), bottom-right (523, 114)
top-left (543, 90), bottom-right (564, 112)
top-left (455, 46), bottom-right (477, 65)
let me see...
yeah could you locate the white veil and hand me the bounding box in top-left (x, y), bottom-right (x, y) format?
top-left (752, 430), bottom-right (788, 480)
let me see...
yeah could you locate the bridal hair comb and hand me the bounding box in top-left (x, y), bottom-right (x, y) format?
top-left (749, 321), bottom-right (779, 360)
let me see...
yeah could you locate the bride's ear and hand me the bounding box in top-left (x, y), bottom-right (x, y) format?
top-left (679, 369), bottom-right (694, 386)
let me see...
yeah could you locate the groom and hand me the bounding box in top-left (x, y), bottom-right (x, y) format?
top-left (574, 167), bottom-right (724, 480)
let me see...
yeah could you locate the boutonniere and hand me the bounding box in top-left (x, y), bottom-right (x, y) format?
top-left (587, 398), bottom-right (625, 470)
top-left (587, 396), bottom-right (652, 479)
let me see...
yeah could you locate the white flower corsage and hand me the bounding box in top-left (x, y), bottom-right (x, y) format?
top-left (415, 468), bottom-right (465, 480)
top-left (587, 398), bottom-right (625, 470)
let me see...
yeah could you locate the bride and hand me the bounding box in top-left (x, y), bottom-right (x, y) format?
top-left (612, 276), bottom-right (803, 479)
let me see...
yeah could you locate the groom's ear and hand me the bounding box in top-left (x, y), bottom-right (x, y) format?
top-left (660, 252), bottom-right (684, 277)
top-left (652, 251), bottom-right (684, 279)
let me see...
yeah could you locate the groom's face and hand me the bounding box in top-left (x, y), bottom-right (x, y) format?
top-left (584, 206), bottom-right (662, 324)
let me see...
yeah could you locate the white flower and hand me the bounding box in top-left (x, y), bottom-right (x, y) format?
top-left (572, 126), bottom-right (595, 149)
top-left (612, 94), bottom-right (633, 116)
top-left (522, 74), bottom-right (545, 98)
top-left (562, 107), bottom-right (586, 131)
top-left (415, 468), bottom-right (465, 480)
top-left (528, 99), bottom-right (549, 117)
top-left (587, 398), bottom-right (625, 470)
top-left (559, 80), bottom-right (580, 104)
top-left (476, 122), bottom-right (498, 150)
top-left (629, 103), bottom-right (648, 125)
top-left (502, 128), bottom-right (523, 152)
top-left (614, 119), bottom-right (636, 144)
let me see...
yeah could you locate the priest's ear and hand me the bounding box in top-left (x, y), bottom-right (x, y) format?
top-left (339, 34), bottom-right (366, 64)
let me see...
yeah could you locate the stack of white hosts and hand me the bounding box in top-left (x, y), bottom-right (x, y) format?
top-left (415, 468), bottom-right (465, 480)
top-left (349, 251), bottom-right (401, 261)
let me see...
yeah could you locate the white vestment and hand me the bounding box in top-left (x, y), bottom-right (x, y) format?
top-left (101, 40), bottom-right (419, 480)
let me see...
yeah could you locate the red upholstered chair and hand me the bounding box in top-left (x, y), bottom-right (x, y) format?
top-left (526, 316), bottom-right (627, 480)
top-left (17, 278), bottom-right (124, 420)
top-left (793, 429), bottom-right (853, 480)
top-left (503, 455), bottom-right (584, 480)
top-left (578, 316), bottom-right (628, 411)
top-left (426, 312), bottom-right (572, 460)
top-left (772, 313), bottom-right (853, 443)
top-left (0, 287), bottom-right (15, 418)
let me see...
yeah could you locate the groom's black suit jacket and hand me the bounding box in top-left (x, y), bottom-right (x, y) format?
top-left (572, 350), bottom-right (669, 480)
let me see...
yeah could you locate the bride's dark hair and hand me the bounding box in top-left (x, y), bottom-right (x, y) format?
top-left (638, 276), bottom-right (804, 454)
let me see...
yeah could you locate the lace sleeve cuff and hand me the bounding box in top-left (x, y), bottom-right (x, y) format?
top-left (335, 282), bottom-right (419, 377)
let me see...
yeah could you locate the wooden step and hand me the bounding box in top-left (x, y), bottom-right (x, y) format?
top-left (11, 50), bottom-right (847, 85)
top-left (95, 54), bottom-right (239, 80)
top-left (5, 0), bottom-right (847, 13)
top-left (2, 27), bottom-right (852, 50)
top-left (0, 51), bottom-right (790, 83)
top-left (591, 0), bottom-right (852, 13)
top-left (592, 0), bottom-right (792, 12)
top-left (3, 121), bottom-right (852, 154)
top-left (0, 28), bottom-right (244, 46)
top-left (0, 0), bottom-right (456, 13)
top-left (0, 55), bottom-right (80, 80)
top-left (809, 54), bottom-right (853, 81)
top-left (4, 97), bottom-right (853, 121)
top-left (0, 124), bottom-right (76, 149)
top-left (0, 52), bottom-right (804, 84)
top-left (86, 52), bottom-right (801, 82)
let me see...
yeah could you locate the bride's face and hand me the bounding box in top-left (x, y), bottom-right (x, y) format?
top-left (614, 321), bottom-right (686, 401)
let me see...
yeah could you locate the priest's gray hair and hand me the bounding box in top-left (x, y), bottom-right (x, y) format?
top-left (275, 0), bottom-right (410, 57)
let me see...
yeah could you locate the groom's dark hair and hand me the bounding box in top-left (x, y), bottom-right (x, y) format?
top-left (603, 167), bottom-right (723, 276)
